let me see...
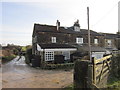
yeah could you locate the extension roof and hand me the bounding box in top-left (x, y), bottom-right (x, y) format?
top-left (73, 44), bottom-right (107, 52)
top-left (38, 43), bottom-right (76, 49)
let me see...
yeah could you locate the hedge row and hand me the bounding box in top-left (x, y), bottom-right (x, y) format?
top-left (2, 55), bottom-right (16, 63)
top-left (43, 63), bottom-right (74, 70)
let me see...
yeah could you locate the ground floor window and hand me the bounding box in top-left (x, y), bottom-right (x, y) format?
top-left (62, 51), bottom-right (70, 60)
top-left (92, 52), bottom-right (104, 60)
top-left (45, 51), bottom-right (54, 61)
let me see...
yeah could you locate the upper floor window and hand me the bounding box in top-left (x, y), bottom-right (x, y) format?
top-left (74, 26), bottom-right (80, 32)
top-left (107, 40), bottom-right (112, 46)
top-left (51, 37), bottom-right (56, 43)
top-left (94, 39), bottom-right (98, 44)
top-left (76, 38), bottom-right (83, 44)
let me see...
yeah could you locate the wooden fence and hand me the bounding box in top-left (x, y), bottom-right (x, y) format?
top-left (74, 55), bottom-right (112, 89)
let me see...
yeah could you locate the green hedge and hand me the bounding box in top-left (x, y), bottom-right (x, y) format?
top-left (25, 48), bottom-right (33, 64)
top-left (111, 54), bottom-right (120, 78)
top-left (43, 63), bottom-right (74, 70)
top-left (107, 54), bottom-right (120, 89)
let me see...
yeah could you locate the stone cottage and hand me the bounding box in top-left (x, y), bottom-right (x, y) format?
top-left (32, 20), bottom-right (116, 65)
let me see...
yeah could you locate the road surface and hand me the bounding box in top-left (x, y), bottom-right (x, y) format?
top-left (2, 56), bottom-right (73, 88)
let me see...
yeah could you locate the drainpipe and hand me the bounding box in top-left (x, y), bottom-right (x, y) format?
top-left (42, 49), bottom-right (45, 68)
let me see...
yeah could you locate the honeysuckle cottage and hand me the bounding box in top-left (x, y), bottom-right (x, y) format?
top-left (32, 20), bottom-right (119, 65)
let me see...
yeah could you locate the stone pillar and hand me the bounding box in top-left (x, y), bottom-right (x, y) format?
top-left (74, 60), bottom-right (89, 89)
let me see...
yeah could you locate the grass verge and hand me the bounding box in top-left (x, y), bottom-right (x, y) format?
top-left (64, 77), bottom-right (120, 90)
top-left (107, 77), bottom-right (120, 90)
top-left (64, 84), bottom-right (74, 90)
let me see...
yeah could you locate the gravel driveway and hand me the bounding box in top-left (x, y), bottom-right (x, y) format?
top-left (2, 56), bottom-right (73, 88)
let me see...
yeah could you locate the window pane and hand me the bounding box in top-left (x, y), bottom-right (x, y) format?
top-left (76, 38), bottom-right (83, 44)
top-left (45, 51), bottom-right (54, 61)
top-left (94, 39), bottom-right (98, 44)
top-left (51, 37), bottom-right (56, 43)
top-left (107, 40), bottom-right (112, 46)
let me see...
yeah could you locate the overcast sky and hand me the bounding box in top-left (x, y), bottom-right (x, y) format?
top-left (1, 0), bottom-right (119, 46)
top-left (118, 1), bottom-right (120, 32)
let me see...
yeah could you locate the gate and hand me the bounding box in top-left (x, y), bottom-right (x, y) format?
top-left (90, 55), bottom-right (112, 88)
top-left (74, 55), bottom-right (112, 89)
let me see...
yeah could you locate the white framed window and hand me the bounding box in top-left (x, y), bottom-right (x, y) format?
top-left (74, 26), bottom-right (80, 32)
top-left (45, 51), bottom-right (54, 61)
top-left (96, 54), bottom-right (103, 59)
top-left (51, 37), bottom-right (56, 43)
top-left (62, 51), bottom-right (70, 60)
top-left (107, 40), bottom-right (112, 46)
top-left (94, 39), bottom-right (98, 44)
top-left (92, 52), bottom-right (104, 60)
top-left (76, 38), bottom-right (83, 44)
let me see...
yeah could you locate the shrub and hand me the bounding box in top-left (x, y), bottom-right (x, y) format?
top-left (111, 54), bottom-right (120, 78)
top-left (2, 55), bottom-right (16, 63)
top-left (25, 48), bottom-right (33, 64)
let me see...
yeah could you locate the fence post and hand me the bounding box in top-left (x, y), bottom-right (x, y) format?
top-left (74, 60), bottom-right (89, 89)
top-left (92, 57), bottom-right (96, 85)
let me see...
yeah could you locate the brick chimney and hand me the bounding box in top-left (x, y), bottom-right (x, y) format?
top-left (56, 20), bottom-right (60, 31)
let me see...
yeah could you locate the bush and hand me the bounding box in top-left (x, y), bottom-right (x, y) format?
top-left (25, 48), bottom-right (33, 64)
top-left (111, 54), bottom-right (120, 78)
top-left (107, 77), bottom-right (120, 89)
top-left (107, 54), bottom-right (120, 89)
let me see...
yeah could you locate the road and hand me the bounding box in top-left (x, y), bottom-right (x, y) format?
top-left (2, 56), bottom-right (73, 88)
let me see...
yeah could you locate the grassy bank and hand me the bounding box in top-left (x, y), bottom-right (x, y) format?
top-left (2, 55), bottom-right (16, 63)
top-left (107, 77), bottom-right (120, 90)
top-left (64, 79), bottom-right (120, 90)
top-left (64, 84), bottom-right (74, 90)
